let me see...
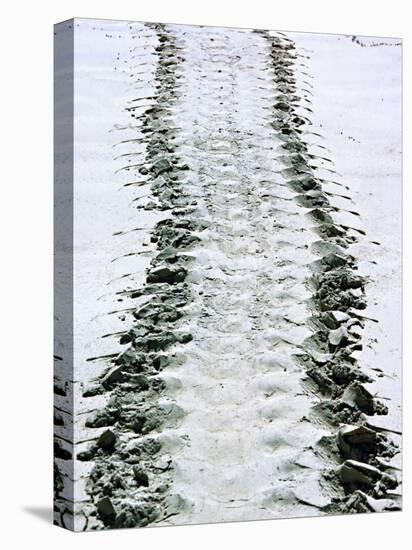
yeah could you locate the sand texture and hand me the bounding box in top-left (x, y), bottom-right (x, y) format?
top-left (53, 20), bottom-right (402, 531)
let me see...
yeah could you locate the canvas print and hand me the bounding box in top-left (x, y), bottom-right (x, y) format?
top-left (54, 18), bottom-right (402, 531)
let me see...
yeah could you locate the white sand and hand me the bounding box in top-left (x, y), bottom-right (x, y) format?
top-left (54, 19), bottom-right (402, 529)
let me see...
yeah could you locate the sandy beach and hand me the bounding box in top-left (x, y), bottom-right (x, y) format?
top-left (54, 19), bottom-right (402, 530)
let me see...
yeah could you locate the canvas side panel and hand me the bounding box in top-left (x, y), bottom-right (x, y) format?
top-left (72, 18), bottom-right (145, 531)
top-left (54, 18), bottom-right (75, 531)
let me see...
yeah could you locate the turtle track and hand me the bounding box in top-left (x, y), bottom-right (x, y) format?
top-left (57, 23), bottom-right (401, 530)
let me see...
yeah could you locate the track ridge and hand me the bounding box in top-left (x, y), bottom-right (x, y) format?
top-left (259, 30), bottom-right (401, 514)
top-left (75, 23), bottom-right (203, 529)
